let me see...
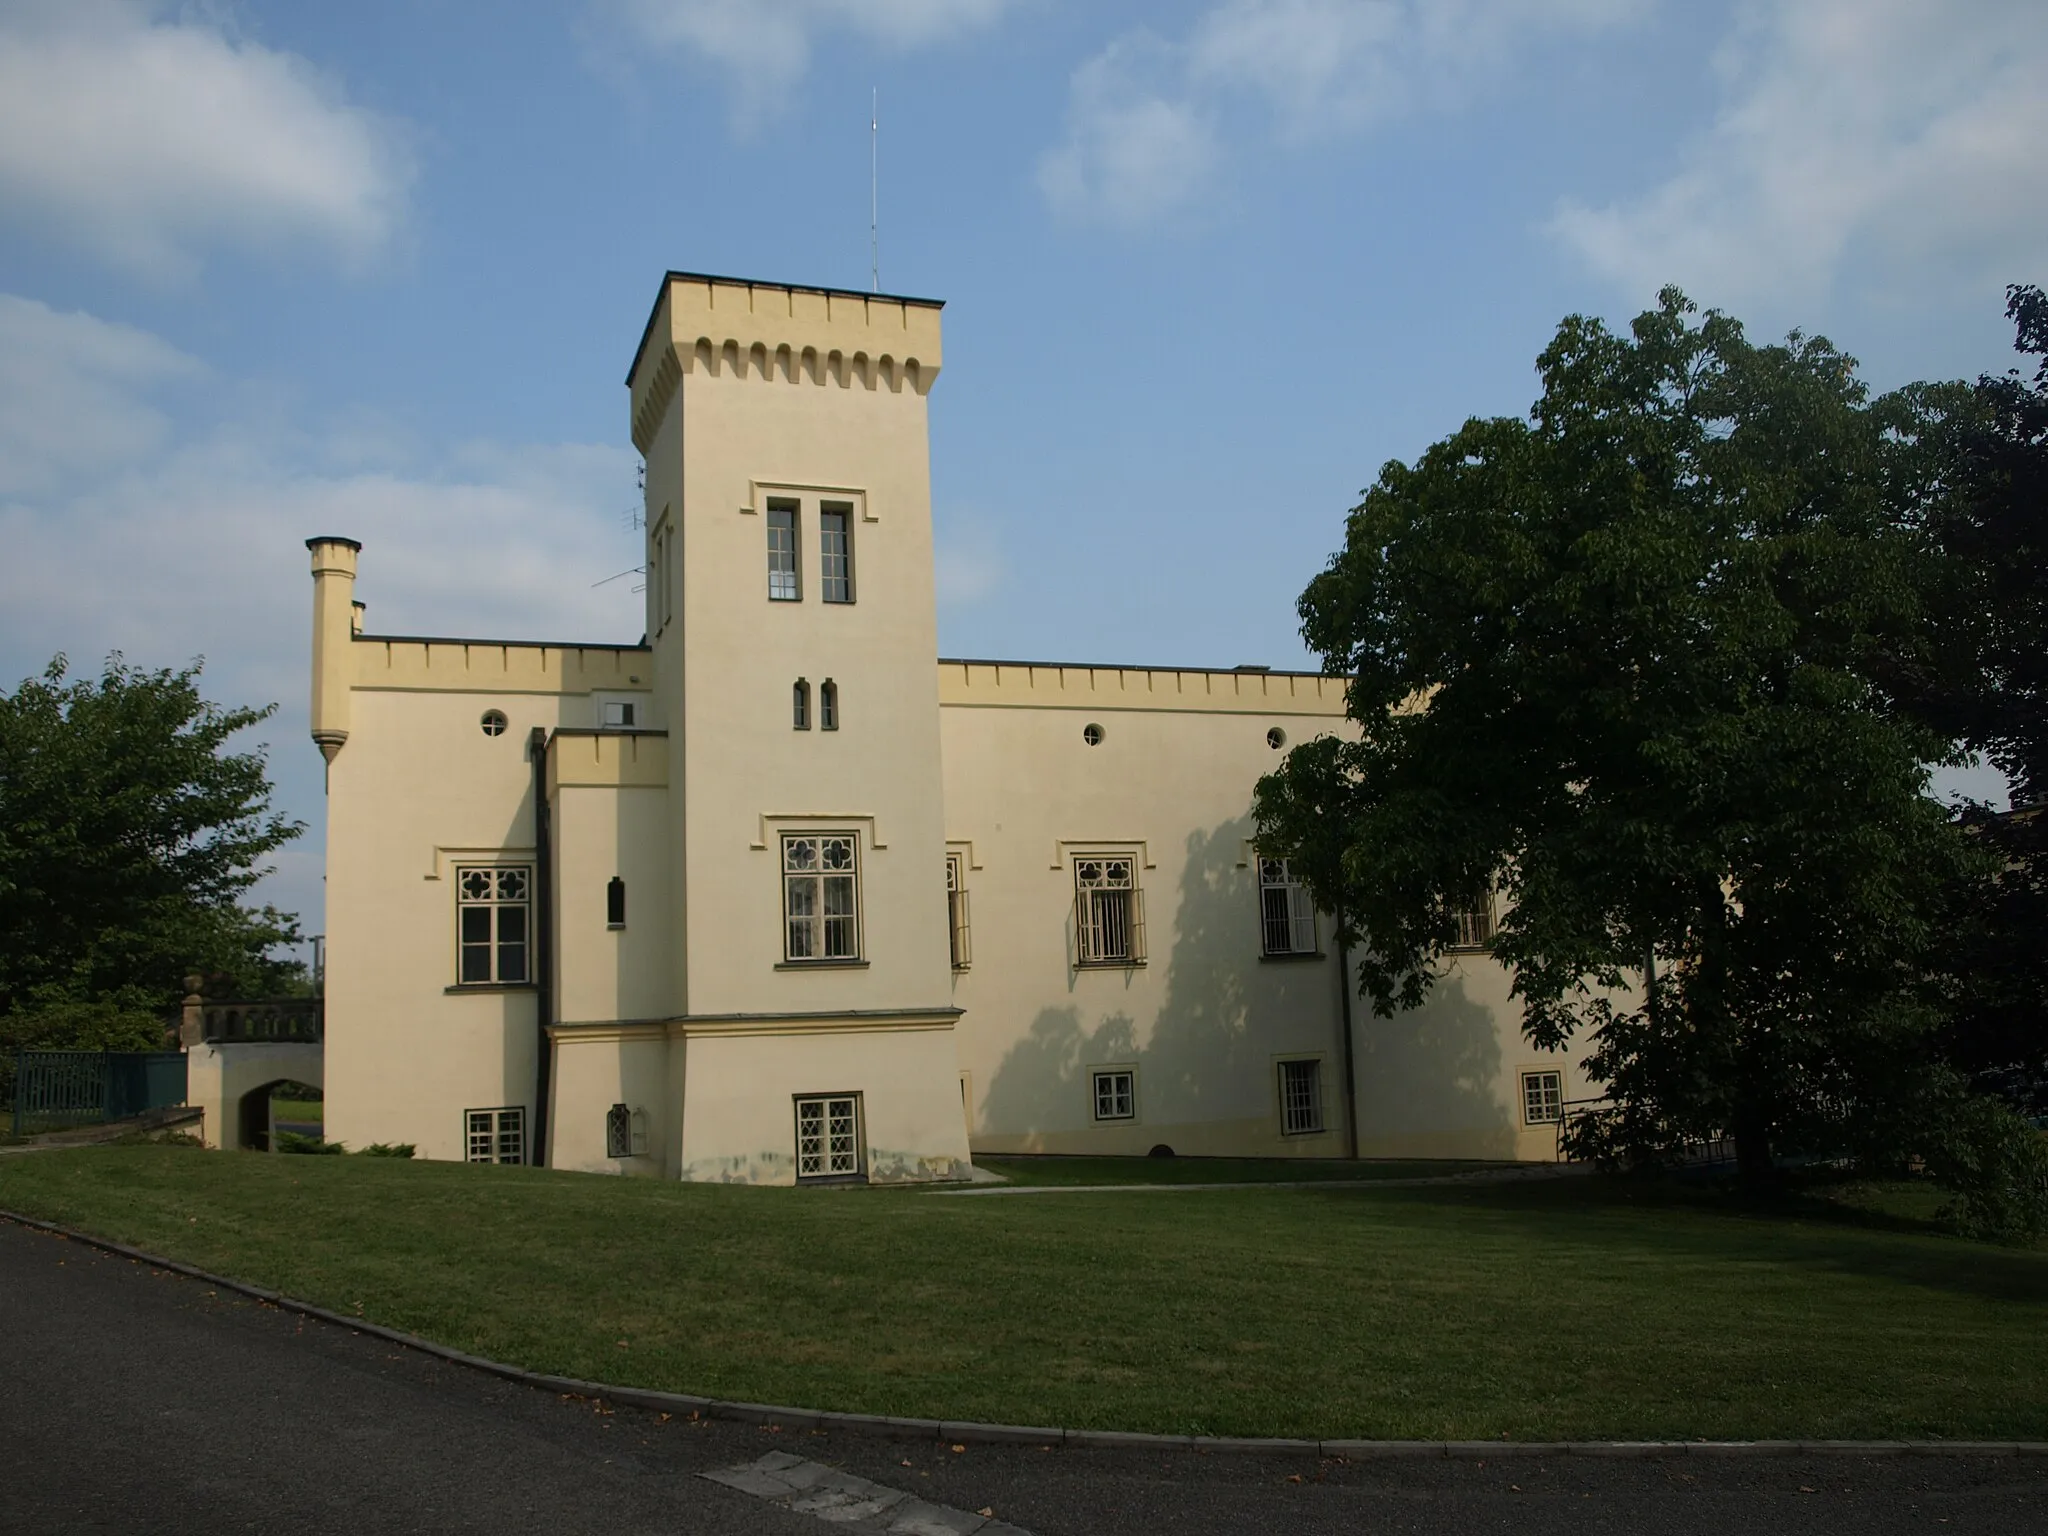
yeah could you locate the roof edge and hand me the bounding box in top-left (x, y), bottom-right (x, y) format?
top-left (626, 270), bottom-right (946, 388)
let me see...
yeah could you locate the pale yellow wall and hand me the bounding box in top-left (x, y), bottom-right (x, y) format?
top-left (548, 1029), bottom-right (672, 1175)
top-left (550, 733), bottom-right (671, 1029)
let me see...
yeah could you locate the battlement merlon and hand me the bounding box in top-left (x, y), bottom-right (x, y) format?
top-left (625, 271), bottom-right (946, 455)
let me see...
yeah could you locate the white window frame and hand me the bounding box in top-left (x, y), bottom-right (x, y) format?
top-left (767, 498), bottom-right (801, 601)
top-left (1257, 855), bottom-right (1318, 956)
top-left (794, 1093), bottom-right (863, 1180)
top-left (819, 501), bottom-right (855, 603)
top-left (1522, 1069), bottom-right (1564, 1126)
top-left (465, 1106), bottom-right (525, 1164)
top-left (946, 853), bottom-right (971, 970)
top-left (1092, 1068), bottom-right (1136, 1122)
top-left (782, 832), bottom-right (861, 963)
top-left (454, 865), bottom-right (532, 986)
top-left (1074, 853), bottom-right (1145, 967)
top-left (1278, 1057), bottom-right (1325, 1136)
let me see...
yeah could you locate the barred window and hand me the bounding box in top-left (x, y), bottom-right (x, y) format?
top-left (1092, 1069), bottom-right (1135, 1121)
top-left (820, 503), bottom-right (854, 603)
top-left (1451, 889), bottom-right (1496, 950)
top-left (606, 1102), bottom-right (632, 1159)
top-left (1522, 1070), bottom-right (1563, 1126)
top-left (456, 866), bottom-right (530, 985)
top-left (1258, 856), bottom-right (1317, 956)
top-left (767, 499), bottom-right (801, 601)
top-left (1278, 1059), bottom-right (1323, 1135)
top-left (1074, 855), bottom-right (1145, 966)
top-left (795, 1094), bottom-right (862, 1178)
top-left (783, 834), bottom-right (860, 961)
top-left (946, 853), bottom-right (971, 969)
top-left (465, 1106), bottom-right (525, 1165)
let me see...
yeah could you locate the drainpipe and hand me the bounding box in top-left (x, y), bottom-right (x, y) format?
top-left (1335, 905), bottom-right (1360, 1161)
top-left (529, 726), bottom-right (554, 1167)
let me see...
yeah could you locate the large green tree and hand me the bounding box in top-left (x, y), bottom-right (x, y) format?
top-left (1256, 290), bottom-right (2037, 1225)
top-left (0, 655), bottom-right (304, 1037)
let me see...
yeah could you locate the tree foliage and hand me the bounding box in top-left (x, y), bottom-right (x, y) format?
top-left (1256, 289), bottom-right (2044, 1232)
top-left (0, 655), bottom-right (304, 1033)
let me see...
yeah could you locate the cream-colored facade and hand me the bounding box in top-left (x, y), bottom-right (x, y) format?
top-left (309, 271), bottom-right (1594, 1183)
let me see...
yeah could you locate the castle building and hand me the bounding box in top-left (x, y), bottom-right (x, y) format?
top-left (308, 272), bottom-right (1591, 1181)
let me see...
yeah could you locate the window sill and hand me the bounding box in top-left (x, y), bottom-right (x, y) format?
top-left (446, 983), bottom-right (538, 994)
top-left (1280, 1127), bottom-right (1331, 1138)
top-left (1074, 960), bottom-right (1146, 970)
top-left (606, 923), bottom-right (626, 932)
top-left (1259, 950), bottom-right (1327, 963)
top-left (1445, 944), bottom-right (1496, 955)
top-left (775, 959), bottom-right (870, 971)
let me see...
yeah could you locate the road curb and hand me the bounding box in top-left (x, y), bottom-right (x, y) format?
top-left (6, 1207), bottom-right (2043, 1461)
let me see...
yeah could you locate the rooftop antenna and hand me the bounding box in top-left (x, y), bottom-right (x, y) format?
top-left (870, 88), bottom-right (879, 293)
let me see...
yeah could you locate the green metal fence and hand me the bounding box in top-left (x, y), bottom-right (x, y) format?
top-left (11, 1050), bottom-right (188, 1138)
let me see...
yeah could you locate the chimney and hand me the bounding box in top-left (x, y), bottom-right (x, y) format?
top-left (307, 536), bottom-right (361, 768)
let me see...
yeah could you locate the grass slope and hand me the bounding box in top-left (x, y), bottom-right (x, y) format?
top-left (3, 1146), bottom-right (2043, 1441)
top-left (972, 1155), bottom-right (1507, 1185)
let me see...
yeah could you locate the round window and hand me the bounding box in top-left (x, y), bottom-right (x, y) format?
top-left (1267, 727), bottom-right (1286, 750)
top-left (480, 709), bottom-right (508, 737)
top-left (1082, 722), bottom-right (1105, 747)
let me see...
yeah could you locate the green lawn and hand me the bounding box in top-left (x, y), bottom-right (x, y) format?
top-left (269, 1098), bottom-right (323, 1125)
top-left (2, 1145), bottom-right (2043, 1441)
top-left (974, 1154), bottom-right (1508, 1185)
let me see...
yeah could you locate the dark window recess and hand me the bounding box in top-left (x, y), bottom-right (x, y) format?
top-left (606, 876), bottom-right (626, 928)
top-left (820, 504), bottom-right (854, 602)
top-left (793, 678), bottom-right (811, 730)
top-left (606, 1102), bottom-right (632, 1158)
top-left (820, 678), bottom-right (839, 731)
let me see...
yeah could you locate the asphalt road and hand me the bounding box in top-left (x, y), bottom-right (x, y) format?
top-left (3, 1216), bottom-right (2046, 1534)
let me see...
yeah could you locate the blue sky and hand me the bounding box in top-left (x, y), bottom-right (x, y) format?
top-left (1, 0), bottom-right (2041, 940)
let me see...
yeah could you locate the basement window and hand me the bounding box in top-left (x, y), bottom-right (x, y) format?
top-left (1522, 1070), bottom-right (1564, 1126)
top-left (465, 1106), bottom-right (525, 1165)
top-left (1092, 1069), bottom-right (1135, 1122)
top-left (795, 1094), bottom-right (863, 1180)
top-left (1278, 1059), bottom-right (1324, 1136)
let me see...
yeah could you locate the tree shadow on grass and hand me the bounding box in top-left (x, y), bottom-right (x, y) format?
top-left (1309, 1174), bottom-right (2048, 1306)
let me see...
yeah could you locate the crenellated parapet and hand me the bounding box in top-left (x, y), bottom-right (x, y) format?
top-left (626, 271), bottom-right (944, 454)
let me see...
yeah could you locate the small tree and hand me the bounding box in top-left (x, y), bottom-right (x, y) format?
top-left (0, 655), bottom-right (304, 1034)
top-left (1256, 290), bottom-right (2039, 1228)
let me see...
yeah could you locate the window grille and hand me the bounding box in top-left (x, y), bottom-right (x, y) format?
top-left (946, 854), bottom-right (971, 969)
top-left (455, 866), bottom-right (531, 985)
top-left (606, 1102), bottom-right (632, 1158)
top-left (1092, 1069), bottom-right (1135, 1121)
top-left (465, 1106), bottom-right (525, 1164)
top-left (819, 678), bottom-right (839, 731)
top-left (820, 503), bottom-right (854, 603)
top-left (606, 876), bottom-right (626, 929)
top-left (783, 834), bottom-right (860, 961)
top-left (795, 1094), bottom-right (862, 1178)
top-left (767, 499), bottom-right (800, 601)
top-left (1279, 1059), bottom-right (1323, 1135)
top-left (1451, 890), bottom-right (1496, 950)
top-left (793, 678), bottom-right (810, 730)
top-left (1074, 856), bottom-right (1144, 965)
top-left (1257, 856), bottom-right (1317, 956)
top-left (1522, 1070), bottom-right (1563, 1126)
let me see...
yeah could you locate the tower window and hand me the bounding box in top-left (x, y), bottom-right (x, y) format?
top-left (602, 700), bottom-right (637, 728)
top-left (455, 866), bottom-right (530, 985)
top-left (820, 503), bottom-right (854, 603)
top-left (1258, 856), bottom-right (1317, 956)
top-left (1082, 722), bottom-right (1104, 746)
top-left (820, 678), bottom-right (839, 731)
top-left (793, 679), bottom-right (810, 730)
top-left (783, 833), bottom-right (861, 962)
top-left (606, 876), bottom-right (626, 929)
top-left (767, 499), bottom-right (801, 601)
top-left (480, 710), bottom-right (508, 737)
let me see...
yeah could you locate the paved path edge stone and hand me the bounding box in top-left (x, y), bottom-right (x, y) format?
top-left (6, 1207), bottom-right (2041, 1462)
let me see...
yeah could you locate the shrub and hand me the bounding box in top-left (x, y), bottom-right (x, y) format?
top-left (358, 1142), bottom-right (415, 1158)
top-left (275, 1131), bottom-right (343, 1155)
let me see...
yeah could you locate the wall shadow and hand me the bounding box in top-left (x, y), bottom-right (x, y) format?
top-left (1354, 971), bottom-right (1515, 1157)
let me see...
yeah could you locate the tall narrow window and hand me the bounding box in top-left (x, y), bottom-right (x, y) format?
top-left (1258, 856), bottom-right (1317, 956)
top-left (819, 678), bottom-right (839, 731)
top-left (783, 833), bottom-right (860, 961)
top-left (1074, 855), bottom-right (1144, 965)
top-left (1451, 889), bottom-right (1496, 950)
top-left (606, 876), bottom-right (626, 929)
top-left (455, 866), bottom-right (530, 985)
top-left (465, 1106), bottom-right (525, 1164)
top-left (792, 678), bottom-right (810, 730)
top-left (946, 853), bottom-right (971, 969)
top-left (767, 499), bottom-right (800, 601)
top-left (1278, 1060), bottom-right (1324, 1135)
top-left (820, 503), bottom-right (854, 603)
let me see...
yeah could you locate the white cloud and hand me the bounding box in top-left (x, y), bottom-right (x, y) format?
top-left (1549, 0), bottom-right (2048, 311)
top-left (0, 0), bottom-right (412, 281)
top-left (599, 0), bottom-right (1014, 116)
top-left (1041, 0), bottom-right (1647, 227)
top-left (0, 295), bottom-right (643, 929)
